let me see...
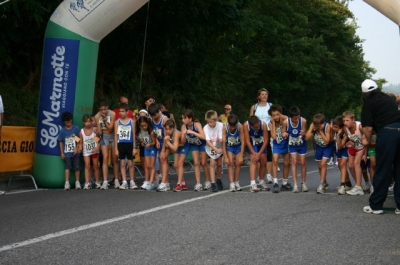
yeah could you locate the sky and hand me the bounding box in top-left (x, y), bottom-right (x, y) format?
top-left (348, 1), bottom-right (400, 85)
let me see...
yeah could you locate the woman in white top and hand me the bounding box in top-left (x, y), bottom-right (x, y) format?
top-left (249, 88), bottom-right (274, 183)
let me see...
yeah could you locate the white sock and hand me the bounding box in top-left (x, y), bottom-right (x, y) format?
top-left (273, 178), bottom-right (278, 183)
top-left (283, 179), bottom-right (288, 185)
top-left (251, 180), bottom-right (256, 185)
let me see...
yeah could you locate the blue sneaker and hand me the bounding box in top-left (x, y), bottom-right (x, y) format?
top-left (211, 183), bottom-right (218, 192)
top-left (216, 178), bottom-right (224, 190)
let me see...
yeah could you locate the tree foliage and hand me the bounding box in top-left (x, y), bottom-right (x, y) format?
top-left (0, 0), bottom-right (375, 126)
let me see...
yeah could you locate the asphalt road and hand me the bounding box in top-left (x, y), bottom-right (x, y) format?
top-left (0, 156), bottom-right (399, 265)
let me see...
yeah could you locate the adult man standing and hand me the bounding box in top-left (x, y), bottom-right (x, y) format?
top-left (218, 104), bottom-right (232, 124)
top-left (113, 96), bottom-right (134, 120)
top-left (361, 79), bottom-right (400, 215)
top-left (0, 94), bottom-right (5, 195)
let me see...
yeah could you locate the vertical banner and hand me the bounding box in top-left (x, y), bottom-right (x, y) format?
top-left (36, 38), bottom-right (79, 156)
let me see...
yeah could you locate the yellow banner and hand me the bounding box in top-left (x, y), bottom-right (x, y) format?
top-left (0, 126), bottom-right (36, 172)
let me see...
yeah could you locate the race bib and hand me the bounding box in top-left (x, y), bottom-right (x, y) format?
top-left (118, 125), bottom-right (131, 141)
top-left (84, 138), bottom-right (97, 153)
top-left (64, 137), bottom-right (76, 153)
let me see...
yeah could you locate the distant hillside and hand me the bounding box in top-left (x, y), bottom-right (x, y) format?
top-left (383, 83), bottom-right (400, 95)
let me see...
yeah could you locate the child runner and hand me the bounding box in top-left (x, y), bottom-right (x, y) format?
top-left (148, 103), bottom-right (169, 190)
top-left (222, 114), bottom-right (245, 192)
top-left (305, 114), bottom-right (333, 194)
top-left (283, 106), bottom-right (308, 192)
top-left (243, 115), bottom-right (269, 192)
top-left (80, 114), bottom-right (101, 189)
top-left (362, 132), bottom-right (377, 193)
top-left (331, 115), bottom-right (352, 195)
top-left (114, 103), bottom-right (138, 190)
top-left (268, 105), bottom-right (291, 191)
top-left (58, 112), bottom-right (82, 190)
top-left (203, 110), bottom-right (224, 192)
top-left (157, 120), bottom-right (185, 191)
top-left (181, 109), bottom-right (211, 191)
top-left (136, 116), bottom-right (157, 190)
top-left (342, 111), bottom-right (365, 196)
top-left (95, 100), bottom-right (117, 190)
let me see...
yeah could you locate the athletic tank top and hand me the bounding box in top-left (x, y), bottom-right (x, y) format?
top-left (225, 124), bottom-right (241, 147)
top-left (186, 123), bottom-right (203, 146)
top-left (314, 122), bottom-right (329, 147)
top-left (138, 129), bottom-right (153, 145)
top-left (287, 117), bottom-right (304, 146)
top-left (152, 115), bottom-right (166, 144)
top-left (117, 118), bottom-right (133, 143)
top-left (273, 121), bottom-right (287, 145)
top-left (99, 109), bottom-right (111, 131)
top-left (345, 121), bottom-right (363, 150)
top-left (254, 102), bottom-right (272, 129)
top-left (248, 121), bottom-right (264, 146)
top-left (81, 128), bottom-right (98, 156)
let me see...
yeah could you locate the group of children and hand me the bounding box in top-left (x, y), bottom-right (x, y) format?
top-left (57, 99), bottom-right (376, 195)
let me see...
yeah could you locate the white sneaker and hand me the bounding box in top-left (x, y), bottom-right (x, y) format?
top-left (363, 183), bottom-right (371, 193)
top-left (316, 184), bottom-right (324, 194)
top-left (204, 181), bottom-right (211, 190)
top-left (266, 174), bottom-right (273, 184)
top-left (301, 183), bottom-right (308, 192)
top-left (83, 182), bottom-right (91, 190)
top-left (346, 186), bottom-right (364, 196)
top-left (75, 181), bottom-right (81, 190)
top-left (119, 181), bottom-right (128, 190)
top-left (292, 184), bottom-right (299, 193)
top-left (363, 206), bottom-right (383, 215)
top-left (0, 190), bottom-right (5, 195)
top-left (95, 181), bottom-right (101, 189)
top-left (388, 183), bottom-right (394, 192)
top-left (114, 179), bottom-right (121, 189)
top-left (258, 182), bottom-right (270, 191)
top-left (230, 183), bottom-right (236, 192)
top-left (250, 183), bottom-right (259, 192)
top-left (141, 181), bottom-right (149, 190)
top-left (235, 182), bottom-right (242, 191)
top-left (101, 181), bottom-right (108, 190)
top-left (64, 182), bottom-right (70, 190)
top-left (327, 161), bottom-right (334, 166)
top-left (395, 208), bottom-right (400, 215)
top-left (194, 183), bottom-right (203, 191)
top-left (337, 185), bottom-right (346, 195)
top-left (277, 166), bottom-right (280, 172)
top-left (157, 183), bottom-right (169, 192)
top-left (130, 180), bottom-right (138, 190)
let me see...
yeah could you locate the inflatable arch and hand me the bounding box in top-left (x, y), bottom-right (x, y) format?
top-left (364, 0), bottom-right (400, 26)
top-left (34, 0), bottom-right (149, 188)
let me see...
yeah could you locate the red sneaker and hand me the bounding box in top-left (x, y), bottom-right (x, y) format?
top-left (181, 184), bottom-right (188, 190)
top-left (173, 184), bottom-right (182, 192)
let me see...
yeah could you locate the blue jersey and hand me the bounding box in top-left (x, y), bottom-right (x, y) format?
top-left (248, 121), bottom-right (264, 147)
top-left (225, 123), bottom-right (241, 147)
top-left (117, 118), bottom-right (134, 143)
top-left (314, 122), bottom-right (332, 147)
top-left (57, 125), bottom-right (81, 158)
top-left (152, 115), bottom-right (167, 147)
top-left (186, 123), bottom-right (204, 146)
top-left (287, 117), bottom-right (306, 146)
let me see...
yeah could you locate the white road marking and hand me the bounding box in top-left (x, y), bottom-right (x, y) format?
top-left (0, 167), bottom-right (331, 252)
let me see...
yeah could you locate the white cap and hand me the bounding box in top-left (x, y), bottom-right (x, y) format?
top-left (139, 109), bottom-right (148, 115)
top-left (361, 79), bottom-right (378, 93)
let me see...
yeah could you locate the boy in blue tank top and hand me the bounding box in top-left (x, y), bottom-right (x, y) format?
top-left (305, 113), bottom-right (333, 194)
top-left (282, 106), bottom-right (308, 192)
top-left (268, 104), bottom-right (292, 192)
top-left (114, 103), bottom-right (137, 190)
top-left (243, 115), bottom-right (269, 192)
top-left (222, 114), bottom-right (245, 192)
